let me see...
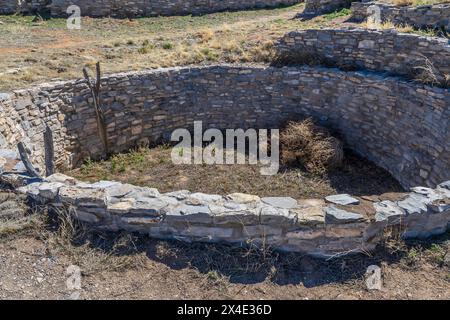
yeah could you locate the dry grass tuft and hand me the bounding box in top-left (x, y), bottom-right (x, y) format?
top-left (393, 0), bottom-right (414, 6)
top-left (280, 119), bottom-right (344, 175)
top-left (44, 207), bottom-right (147, 275)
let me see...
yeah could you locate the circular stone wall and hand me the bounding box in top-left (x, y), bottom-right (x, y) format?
top-left (1, 65), bottom-right (448, 189)
top-left (1, 64), bottom-right (450, 258)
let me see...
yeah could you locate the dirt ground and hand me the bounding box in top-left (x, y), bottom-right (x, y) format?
top-left (0, 191), bottom-right (449, 300)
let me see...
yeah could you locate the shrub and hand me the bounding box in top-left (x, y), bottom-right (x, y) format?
top-left (280, 119), bottom-right (344, 175)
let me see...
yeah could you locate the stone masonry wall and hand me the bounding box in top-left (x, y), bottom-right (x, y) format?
top-left (301, 0), bottom-right (353, 16)
top-left (277, 28), bottom-right (450, 86)
top-left (1, 65), bottom-right (449, 189)
top-left (0, 0), bottom-right (302, 17)
top-left (0, 0), bottom-right (49, 14)
top-left (16, 173), bottom-right (450, 257)
top-left (351, 2), bottom-right (450, 32)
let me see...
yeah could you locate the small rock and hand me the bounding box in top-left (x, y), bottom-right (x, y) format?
top-left (397, 193), bottom-right (428, 215)
top-left (0, 157), bottom-right (6, 173)
top-left (226, 193), bottom-right (260, 204)
top-left (0, 149), bottom-right (18, 160)
top-left (72, 210), bottom-right (99, 224)
top-left (325, 206), bottom-right (365, 224)
top-left (165, 190), bottom-right (190, 200)
top-left (188, 193), bottom-right (222, 203)
top-left (261, 197), bottom-right (297, 209)
top-left (365, 265), bottom-right (382, 290)
top-left (374, 200), bottom-right (405, 223)
top-left (260, 205), bottom-right (296, 225)
top-left (438, 181), bottom-right (450, 190)
top-left (325, 194), bottom-right (360, 206)
top-left (444, 252), bottom-right (450, 267)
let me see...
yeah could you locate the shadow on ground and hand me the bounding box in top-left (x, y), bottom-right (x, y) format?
top-left (63, 212), bottom-right (449, 287)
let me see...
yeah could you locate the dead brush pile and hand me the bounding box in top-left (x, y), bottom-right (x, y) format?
top-left (280, 119), bottom-right (344, 175)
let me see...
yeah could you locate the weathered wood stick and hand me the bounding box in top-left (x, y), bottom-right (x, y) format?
top-left (82, 63), bottom-right (109, 156)
top-left (44, 125), bottom-right (55, 177)
top-left (17, 142), bottom-right (41, 178)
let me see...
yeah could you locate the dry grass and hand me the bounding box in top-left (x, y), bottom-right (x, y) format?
top-left (388, 0), bottom-right (450, 5)
top-left (413, 55), bottom-right (440, 85)
top-left (393, 0), bottom-right (414, 6)
top-left (0, 4), bottom-right (362, 91)
top-left (39, 206), bottom-right (148, 275)
top-left (66, 143), bottom-right (403, 199)
top-left (280, 119), bottom-right (344, 175)
top-left (364, 20), bottom-right (440, 37)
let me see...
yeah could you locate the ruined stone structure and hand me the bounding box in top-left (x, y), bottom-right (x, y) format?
top-left (12, 173), bottom-right (450, 258)
top-left (301, 0), bottom-right (352, 16)
top-left (1, 63), bottom-right (449, 188)
top-left (278, 28), bottom-right (450, 85)
top-left (0, 27), bottom-right (449, 257)
top-left (351, 2), bottom-right (450, 32)
top-left (0, 0), bottom-right (302, 17)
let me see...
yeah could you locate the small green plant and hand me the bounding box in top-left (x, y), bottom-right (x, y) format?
top-left (427, 243), bottom-right (446, 266)
top-left (162, 42), bottom-right (174, 50)
top-left (138, 46), bottom-right (150, 54)
top-left (323, 8), bottom-right (352, 21)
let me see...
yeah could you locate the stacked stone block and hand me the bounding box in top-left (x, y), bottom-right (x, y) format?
top-left (351, 2), bottom-right (450, 32)
top-left (15, 173), bottom-right (450, 257)
top-left (277, 28), bottom-right (450, 86)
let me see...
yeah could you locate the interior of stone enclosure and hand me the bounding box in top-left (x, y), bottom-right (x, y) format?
top-left (1, 64), bottom-right (449, 190)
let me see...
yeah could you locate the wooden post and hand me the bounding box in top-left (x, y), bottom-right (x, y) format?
top-left (44, 125), bottom-right (55, 177)
top-left (83, 62), bottom-right (109, 157)
top-left (17, 142), bottom-right (41, 178)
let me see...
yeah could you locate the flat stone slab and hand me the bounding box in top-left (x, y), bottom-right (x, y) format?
top-left (374, 200), bottom-right (405, 223)
top-left (397, 193), bottom-right (428, 215)
top-left (227, 193), bottom-right (260, 204)
top-left (325, 194), bottom-right (360, 206)
top-left (439, 181), bottom-right (450, 190)
top-left (261, 197), bottom-right (297, 209)
top-left (0, 149), bottom-right (18, 160)
top-left (325, 206), bottom-right (365, 224)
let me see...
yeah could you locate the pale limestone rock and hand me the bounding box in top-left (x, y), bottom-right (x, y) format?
top-left (226, 193), bottom-right (260, 204)
top-left (261, 197), bottom-right (297, 209)
top-left (325, 194), bottom-right (360, 206)
top-left (365, 265), bottom-right (382, 290)
top-left (374, 201), bottom-right (406, 223)
top-left (325, 206), bottom-right (365, 224)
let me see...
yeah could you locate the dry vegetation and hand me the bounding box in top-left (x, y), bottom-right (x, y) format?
top-left (280, 119), bottom-right (344, 175)
top-left (0, 5), bottom-right (445, 91)
top-left (0, 3), bottom-right (343, 91)
top-left (391, 0), bottom-right (450, 6)
top-left (66, 143), bottom-right (403, 199)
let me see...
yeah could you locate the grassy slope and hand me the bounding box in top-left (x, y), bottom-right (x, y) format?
top-left (0, 4), bottom-right (355, 91)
